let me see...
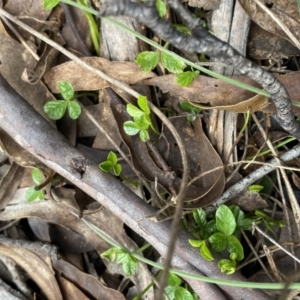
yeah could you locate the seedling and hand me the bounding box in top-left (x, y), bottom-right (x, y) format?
top-left (25, 168), bottom-right (45, 202)
top-left (44, 81), bottom-right (81, 120)
top-left (99, 151), bottom-right (122, 176)
top-left (101, 247), bottom-right (138, 276)
top-left (135, 50), bottom-right (199, 86)
top-left (123, 95), bottom-right (159, 142)
top-left (188, 205), bottom-right (283, 274)
top-left (180, 101), bottom-right (202, 121)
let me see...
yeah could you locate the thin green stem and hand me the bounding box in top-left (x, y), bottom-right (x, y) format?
top-left (246, 137), bottom-right (296, 159)
top-left (82, 218), bottom-right (300, 290)
top-left (239, 110), bottom-right (250, 135)
top-left (76, 0), bottom-right (100, 55)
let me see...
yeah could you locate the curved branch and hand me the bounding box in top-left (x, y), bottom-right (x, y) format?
top-left (100, 0), bottom-right (300, 140)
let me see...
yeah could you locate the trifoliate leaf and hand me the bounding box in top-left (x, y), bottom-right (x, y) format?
top-left (176, 71), bottom-right (199, 86)
top-left (58, 81), bottom-right (74, 101)
top-left (44, 100), bottom-right (68, 120)
top-left (161, 52), bottom-right (185, 74)
top-left (135, 51), bottom-right (160, 73)
top-left (67, 101), bottom-right (81, 119)
top-left (188, 239), bottom-right (203, 248)
top-left (123, 121), bottom-right (140, 136)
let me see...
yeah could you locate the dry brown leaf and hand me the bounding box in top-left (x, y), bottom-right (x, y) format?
top-left (144, 72), bottom-right (300, 115)
top-left (191, 93), bottom-right (269, 113)
top-left (238, 0), bottom-right (300, 46)
top-left (248, 23), bottom-right (300, 60)
top-left (0, 244), bottom-right (62, 300)
top-left (158, 117), bottom-right (225, 207)
top-left (0, 198), bottom-right (154, 298)
top-left (53, 259), bottom-right (126, 300)
top-left (0, 34), bottom-right (55, 123)
top-left (43, 57), bottom-right (157, 92)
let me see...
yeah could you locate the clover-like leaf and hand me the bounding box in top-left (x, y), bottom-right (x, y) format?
top-left (161, 52), bottom-right (185, 74)
top-left (107, 151), bottom-right (118, 165)
top-left (113, 164), bottom-right (122, 176)
top-left (127, 104), bottom-right (144, 119)
top-left (101, 247), bottom-right (123, 262)
top-left (123, 121), bottom-right (141, 136)
top-left (216, 205), bottom-right (236, 237)
top-left (227, 235), bottom-right (244, 261)
top-left (44, 100), bottom-right (68, 120)
top-left (43, 0), bottom-right (59, 10)
top-left (137, 95), bottom-right (150, 114)
top-left (208, 232), bottom-right (227, 252)
top-left (99, 161), bottom-right (113, 173)
top-left (176, 70), bottom-right (199, 86)
top-left (135, 51), bottom-right (160, 73)
top-left (59, 81), bottom-right (74, 101)
top-left (139, 129), bottom-right (150, 142)
top-left (67, 101), bottom-right (81, 119)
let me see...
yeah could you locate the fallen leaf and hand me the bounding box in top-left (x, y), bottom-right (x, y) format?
top-left (239, 0), bottom-right (300, 46)
top-left (0, 244), bottom-right (62, 300)
top-left (44, 57), bottom-right (157, 92)
top-left (192, 93), bottom-right (269, 113)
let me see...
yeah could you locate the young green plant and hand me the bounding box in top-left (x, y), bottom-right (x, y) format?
top-left (123, 95), bottom-right (159, 142)
top-left (44, 81), bottom-right (81, 120)
top-left (188, 205), bottom-right (283, 274)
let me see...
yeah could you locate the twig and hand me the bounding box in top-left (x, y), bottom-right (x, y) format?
top-left (206, 144), bottom-right (300, 214)
top-left (253, 224), bottom-right (300, 265)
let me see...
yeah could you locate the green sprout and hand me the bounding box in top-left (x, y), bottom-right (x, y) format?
top-left (101, 247), bottom-right (138, 276)
top-left (25, 168), bottom-right (45, 202)
top-left (99, 151), bottom-right (122, 176)
top-left (188, 205), bottom-right (284, 274)
top-left (135, 50), bottom-right (199, 87)
top-left (44, 81), bottom-right (81, 120)
top-left (123, 95), bottom-right (159, 142)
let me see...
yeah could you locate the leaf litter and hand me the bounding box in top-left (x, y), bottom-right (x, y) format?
top-left (0, 0), bottom-right (300, 299)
